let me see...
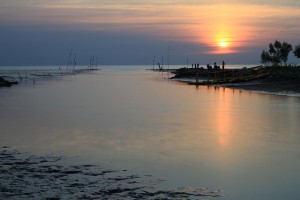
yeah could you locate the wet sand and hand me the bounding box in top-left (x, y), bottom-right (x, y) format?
top-left (0, 147), bottom-right (223, 199)
top-left (222, 68), bottom-right (300, 96)
top-left (223, 78), bottom-right (300, 96)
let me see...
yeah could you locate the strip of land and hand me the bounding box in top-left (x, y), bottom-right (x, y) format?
top-left (0, 68), bottom-right (99, 88)
top-left (169, 66), bottom-right (300, 96)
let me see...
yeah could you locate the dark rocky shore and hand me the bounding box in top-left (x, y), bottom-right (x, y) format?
top-left (0, 77), bottom-right (18, 87)
top-left (170, 66), bottom-right (300, 96)
top-left (0, 147), bottom-right (223, 199)
top-left (224, 67), bottom-right (300, 95)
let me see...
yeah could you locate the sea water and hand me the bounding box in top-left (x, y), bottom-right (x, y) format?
top-left (0, 65), bottom-right (300, 200)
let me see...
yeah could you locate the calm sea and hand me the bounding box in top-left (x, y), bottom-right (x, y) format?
top-left (1, 65), bottom-right (300, 200)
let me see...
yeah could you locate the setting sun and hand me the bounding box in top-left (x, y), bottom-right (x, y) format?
top-left (219, 41), bottom-right (228, 48)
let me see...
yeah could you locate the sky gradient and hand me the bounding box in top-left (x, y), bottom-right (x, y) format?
top-left (1, 0), bottom-right (300, 65)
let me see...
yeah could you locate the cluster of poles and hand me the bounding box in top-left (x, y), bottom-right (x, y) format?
top-left (66, 50), bottom-right (99, 71)
top-left (66, 51), bottom-right (77, 71)
top-left (152, 47), bottom-right (170, 71)
top-left (88, 55), bottom-right (98, 70)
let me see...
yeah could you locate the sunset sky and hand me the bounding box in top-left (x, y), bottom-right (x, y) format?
top-left (1, 0), bottom-right (300, 65)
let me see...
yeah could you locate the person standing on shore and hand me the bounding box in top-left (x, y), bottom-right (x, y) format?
top-left (222, 60), bottom-right (225, 70)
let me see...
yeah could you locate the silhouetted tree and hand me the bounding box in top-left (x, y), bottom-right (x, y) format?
top-left (294, 44), bottom-right (300, 59)
top-left (260, 40), bottom-right (293, 66)
top-left (260, 50), bottom-right (271, 65)
top-left (280, 42), bottom-right (293, 65)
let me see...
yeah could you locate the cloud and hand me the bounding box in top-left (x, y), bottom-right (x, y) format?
top-left (1, 0), bottom-right (300, 65)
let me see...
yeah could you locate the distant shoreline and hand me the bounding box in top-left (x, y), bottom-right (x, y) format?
top-left (0, 68), bottom-right (100, 88)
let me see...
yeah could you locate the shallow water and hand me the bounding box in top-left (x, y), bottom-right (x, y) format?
top-left (1, 65), bottom-right (300, 200)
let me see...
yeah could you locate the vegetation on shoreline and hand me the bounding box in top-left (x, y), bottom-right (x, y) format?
top-left (164, 40), bottom-right (300, 95)
top-left (260, 40), bottom-right (299, 67)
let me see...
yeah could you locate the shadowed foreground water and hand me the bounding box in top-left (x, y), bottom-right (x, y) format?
top-left (1, 66), bottom-right (300, 200)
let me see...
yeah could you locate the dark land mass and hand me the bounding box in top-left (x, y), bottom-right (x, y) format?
top-left (225, 72), bottom-right (300, 94)
top-left (0, 147), bottom-right (223, 199)
top-left (0, 77), bottom-right (18, 87)
top-left (171, 66), bottom-right (300, 96)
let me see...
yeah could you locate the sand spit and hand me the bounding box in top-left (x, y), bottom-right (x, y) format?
top-left (0, 68), bottom-right (99, 88)
top-left (0, 147), bottom-right (223, 199)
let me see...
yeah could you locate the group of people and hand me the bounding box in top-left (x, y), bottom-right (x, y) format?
top-left (207, 61), bottom-right (225, 70)
top-left (191, 63), bottom-right (201, 68)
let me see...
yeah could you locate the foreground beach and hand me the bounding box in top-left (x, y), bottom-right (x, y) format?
top-left (0, 147), bottom-right (223, 199)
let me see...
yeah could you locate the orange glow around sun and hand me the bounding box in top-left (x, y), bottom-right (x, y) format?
top-left (18, 2), bottom-right (300, 56)
top-left (173, 5), bottom-right (243, 54)
top-left (219, 41), bottom-right (228, 48)
top-left (176, 4), bottom-right (261, 54)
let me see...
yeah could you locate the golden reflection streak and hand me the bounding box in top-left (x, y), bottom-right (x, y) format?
top-left (215, 88), bottom-right (233, 148)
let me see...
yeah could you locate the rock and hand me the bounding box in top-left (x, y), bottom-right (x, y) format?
top-left (0, 77), bottom-right (18, 87)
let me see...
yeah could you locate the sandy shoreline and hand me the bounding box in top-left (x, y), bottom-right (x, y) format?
top-left (0, 147), bottom-right (223, 199)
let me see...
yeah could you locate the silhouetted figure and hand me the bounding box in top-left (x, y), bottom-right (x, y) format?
top-left (214, 62), bottom-right (220, 70)
top-left (222, 60), bottom-right (225, 70)
top-left (207, 64), bottom-right (212, 70)
top-left (158, 62), bottom-right (161, 70)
